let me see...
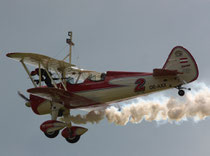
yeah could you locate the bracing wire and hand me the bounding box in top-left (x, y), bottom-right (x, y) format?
top-left (53, 45), bottom-right (68, 59)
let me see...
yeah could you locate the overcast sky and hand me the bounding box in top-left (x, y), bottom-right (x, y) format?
top-left (1, 0), bottom-right (210, 156)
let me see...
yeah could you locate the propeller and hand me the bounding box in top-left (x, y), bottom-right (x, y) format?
top-left (17, 91), bottom-right (31, 107)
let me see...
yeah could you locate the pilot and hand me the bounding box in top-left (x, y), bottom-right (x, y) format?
top-left (101, 73), bottom-right (106, 81)
top-left (31, 68), bottom-right (54, 87)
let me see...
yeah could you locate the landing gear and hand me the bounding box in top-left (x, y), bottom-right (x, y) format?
top-left (178, 90), bottom-right (185, 96)
top-left (40, 120), bottom-right (65, 139)
top-left (44, 130), bottom-right (59, 138)
top-left (61, 127), bottom-right (87, 144)
top-left (65, 135), bottom-right (80, 143)
top-left (40, 107), bottom-right (88, 143)
top-left (176, 85), bottom-right (191, 96)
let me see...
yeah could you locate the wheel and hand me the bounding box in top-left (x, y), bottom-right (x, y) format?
top-left (44, 130), bottom-right (59, 138)
top-left (65, 135), bottom-right (80, 143)
top-left (178, 90), bottom-right (185, 96)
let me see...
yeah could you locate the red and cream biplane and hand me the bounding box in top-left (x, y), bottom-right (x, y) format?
top-left (6, 32), bottom-right (199, 143)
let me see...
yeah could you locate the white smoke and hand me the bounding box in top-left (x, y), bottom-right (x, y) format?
top-left (61, 110), bottom-right (105, 124)
top-left (62, 82), bottom-right (210, 125)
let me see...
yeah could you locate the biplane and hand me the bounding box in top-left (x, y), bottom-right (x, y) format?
top-left (6, 32), bottom-right (199, 143)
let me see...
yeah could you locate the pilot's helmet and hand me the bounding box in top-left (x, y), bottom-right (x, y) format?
top-left (30, 70), bottom-right (37, 76)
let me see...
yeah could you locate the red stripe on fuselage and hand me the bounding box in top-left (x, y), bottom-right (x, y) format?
top-left (66, 71), bottom-right (152, 93)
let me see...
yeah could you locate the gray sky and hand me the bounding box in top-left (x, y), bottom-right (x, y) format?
top-left (1, 0), bottom-right (210, 155)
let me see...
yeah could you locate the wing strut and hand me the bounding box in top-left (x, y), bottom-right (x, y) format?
top-left (54, 68), bottom-right (67, 91)
top-left (75, 72), bottom-right (82, 84)
top-left (38, 61), bottom-right (41, 87)
top-left (20, 59), bottom-right (37, 88)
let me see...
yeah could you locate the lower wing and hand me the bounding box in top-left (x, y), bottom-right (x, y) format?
top-left (27, 87), bottom-right (102, 109)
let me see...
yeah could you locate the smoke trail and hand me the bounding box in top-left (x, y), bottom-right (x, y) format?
top-left (106, 82), bottom-right (210, 125)
top-left (60, 110), bottom-right (105, 124)
top-left (62, 82), bottom-right (210, 125)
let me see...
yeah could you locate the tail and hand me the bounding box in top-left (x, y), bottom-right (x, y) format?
top-left (163, 46), bottom-right (199, 83)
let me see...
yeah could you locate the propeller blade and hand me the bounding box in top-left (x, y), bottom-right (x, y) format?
top-left (17, 91), bottom-right (30, 102)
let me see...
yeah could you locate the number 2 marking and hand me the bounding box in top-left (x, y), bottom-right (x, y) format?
top-left (135, 78), bottom-right (146, 92)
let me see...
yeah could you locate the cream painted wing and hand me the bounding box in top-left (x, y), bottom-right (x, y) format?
top-left (6, 52), bottom-right (100, 76)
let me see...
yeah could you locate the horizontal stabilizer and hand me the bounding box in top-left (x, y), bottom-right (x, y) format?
top-left (153, 68), bottom-right (182, 77)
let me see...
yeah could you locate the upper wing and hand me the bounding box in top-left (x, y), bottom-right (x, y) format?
top-left (6, 52), bottom-right (100, 76)
top-left (27, 87), bottom-right (100, 108)
top-left (7, 52), bottom-right (75, 69)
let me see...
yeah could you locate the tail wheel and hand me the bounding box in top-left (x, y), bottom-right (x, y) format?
top-left (178, 90), bottom-right (185, 96)
top-left (65, 135), bottom-right (80, 143)
top-left (44, 130), bottom-right (59, 138)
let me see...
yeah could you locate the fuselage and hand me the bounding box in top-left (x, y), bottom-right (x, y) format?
top-left (29, 71), bottom-right (182, 115)
top-left (68, 71), bottom-right (181, 103)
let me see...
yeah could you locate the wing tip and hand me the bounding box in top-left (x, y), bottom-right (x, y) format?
top-left (6, 52), bottom-right (22, 58)
top-left (27, 87), bottom-right (58, 94)
top-left (6, 53), bottom-right (14, 58)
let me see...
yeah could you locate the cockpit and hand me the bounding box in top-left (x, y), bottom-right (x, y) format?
top-left (66, 72), bottom-right (106, 84)
top-left (87, 73), bottom-right (106, 82)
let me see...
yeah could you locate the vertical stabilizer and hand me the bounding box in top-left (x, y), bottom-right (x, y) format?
top-left (163, 46), bottom-right (199, 83)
